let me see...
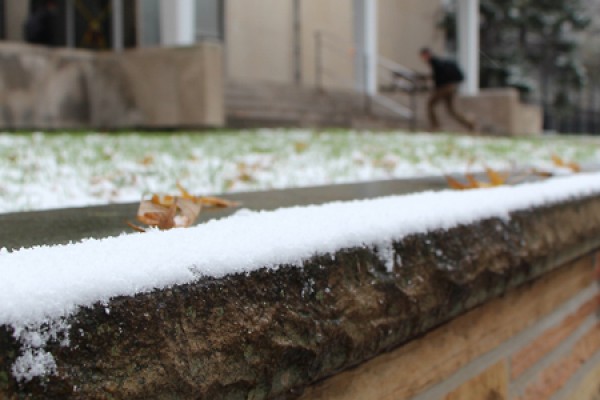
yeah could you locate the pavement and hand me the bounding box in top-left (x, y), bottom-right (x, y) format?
top-left (0, 176), bottom-right (449, 250)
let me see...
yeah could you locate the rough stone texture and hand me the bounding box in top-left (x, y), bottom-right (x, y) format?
top-left (0, 42), bottom-right (224, 130)
top-left (1, 195), bottom-right (600, 399)
top-left (298, 255), bottom-right (596, 400)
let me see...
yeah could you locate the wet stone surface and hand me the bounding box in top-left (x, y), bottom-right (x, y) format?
top-left (1, 193), bottom-right (600, 399)
top-left (0, 176), bottom-right (448, 250)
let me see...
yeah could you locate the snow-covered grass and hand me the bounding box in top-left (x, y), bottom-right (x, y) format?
top-left (3, 171), bottom-right (600, 382)
top-left (0, 129), bottom-right (599, 213)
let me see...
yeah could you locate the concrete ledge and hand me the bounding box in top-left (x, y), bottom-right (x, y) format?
top-left (0, 42), bottom-right (224, 130)
top-left (408, 87), bottom-right (543, 135)
top-left (1, 193), bottom-right (600, 399)
top-left (459, 88), bottom-right (542, 136)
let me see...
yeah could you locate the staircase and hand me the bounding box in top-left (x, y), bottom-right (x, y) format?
top-left (225, 80), bottom-right (416, 130)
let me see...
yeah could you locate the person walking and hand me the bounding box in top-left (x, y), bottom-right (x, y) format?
top-left (419, 48), bottom-right (475, 132)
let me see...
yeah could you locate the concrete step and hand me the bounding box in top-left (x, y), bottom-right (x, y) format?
top-left (225, 80), bottom-right (412, 130)
top-left (226, 90), bottom-right (366, 111)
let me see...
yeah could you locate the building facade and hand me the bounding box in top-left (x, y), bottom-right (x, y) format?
top-left (1, 0), bottom-right (448, 91)
top-left (0, 1), bottom-right (538, 134)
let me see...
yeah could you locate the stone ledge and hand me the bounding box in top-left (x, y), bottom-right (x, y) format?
top-left (1, 195), bottom-right (600, 399)
top-left (0, 42), bottom-right (224, 130)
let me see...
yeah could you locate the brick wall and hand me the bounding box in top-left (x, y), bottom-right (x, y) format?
top-left (300, 252), bottom-right (600, 400)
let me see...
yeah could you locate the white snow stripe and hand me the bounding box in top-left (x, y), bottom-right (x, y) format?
top-left (1, 172), bottom-right (600, 327)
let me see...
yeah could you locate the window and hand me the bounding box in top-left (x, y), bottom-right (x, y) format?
top-left (138, 0), bottom-right (223, 47)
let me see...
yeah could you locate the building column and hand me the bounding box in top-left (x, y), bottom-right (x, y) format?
top-left (112, 0), bottom-right (124, 51)
top-left (457, 0), bottom-right (479, 95)
top-left (353, 0), bottom-right (378, 96)
top-left (66, 0), bottom-right (75, 47)
top-left (293, 0), bottom-right (302, 85)
top-left (159, 0), bottom-right (195, 46)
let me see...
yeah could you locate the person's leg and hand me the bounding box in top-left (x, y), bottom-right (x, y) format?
top-left (443, 84), bottom-right (475, 131)
top-left (427, 89), bottom-right (444, 131)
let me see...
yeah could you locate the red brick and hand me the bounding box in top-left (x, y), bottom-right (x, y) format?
top-left (445, 361), bottom-right (508, 400)
top-left (517, 323), bottom-right (600, 400)
top-left (510, 295), bottom-right (600, 379)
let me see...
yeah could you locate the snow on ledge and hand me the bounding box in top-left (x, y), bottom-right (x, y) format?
top-left (2, 172), bottom-right (600, 329)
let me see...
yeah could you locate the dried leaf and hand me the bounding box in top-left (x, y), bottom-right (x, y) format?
top-left (125, 220), bottom-right (146, 233)
top-left (198, 196), bottom-right (240, 208)
top-left (465, 173), bottom-right (480, 187)
top-left (447, 172), bottom-right (498, 190)
top-left (238, 172), bottom-right (254, 183)
top-left (552, 154), bottom-right (581, 172)
top-left (177, 182), bottom-right (240, 208)
top-left (128, 184), bottom-right (239, 232)
top-left (484, 167), bottom-right (509, 186)
top-left (137, 201), bottom-right (177, 230)
top-left (151, 194), bottom-right (176, 206)
top-left (530, 168), bottom-right (554, 178)
top-left (174, 198), bottom-right (202, 228)
top-left (176, 182), bottom-right (194, 200)
top-left (140, 155), bottom-right (154, 166)
top-left (294, 141), bottom-right (309, 153)
top-left (445, 175), bottom-right (471, 190)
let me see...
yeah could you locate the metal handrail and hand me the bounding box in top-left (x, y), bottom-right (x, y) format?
top-left (376, 56), bottom-right (433, 130)
top-left (378, 56), bottom-right (417, 80)
top-left (314, 30), bottom-right (423, 130)
top-left (371, 95), bottom-right (413, 119)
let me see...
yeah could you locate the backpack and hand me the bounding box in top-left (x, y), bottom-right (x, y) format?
top-left (443, 59), bottom-right (464, 83)
top-left (24, 8), bottom-right (50, 44)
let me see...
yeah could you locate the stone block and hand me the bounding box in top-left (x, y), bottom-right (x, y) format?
top-left (0, 42), bottom-right (224, 130)
top-left (408, 87), bottom-right (543, 135)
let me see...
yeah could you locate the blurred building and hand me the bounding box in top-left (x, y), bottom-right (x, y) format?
top-left (0, 0), bottom-right (540, 134)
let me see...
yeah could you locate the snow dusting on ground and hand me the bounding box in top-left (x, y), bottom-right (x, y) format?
top-left (0, 129), bottom-right (599, 213)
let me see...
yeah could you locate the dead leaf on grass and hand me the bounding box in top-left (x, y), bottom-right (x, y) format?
top-left (140, 155), bottom-right (154, 166)
top-left (294, 141), bottom-right (309, 153)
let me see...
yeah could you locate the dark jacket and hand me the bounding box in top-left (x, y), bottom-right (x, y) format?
top-left (24, 6), bottom-right (56, 46)
top-left (429, 56), bottom-right (464, 88)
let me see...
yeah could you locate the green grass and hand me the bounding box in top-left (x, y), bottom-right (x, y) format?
top-left (0, 129), bottom-right (599, 213)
